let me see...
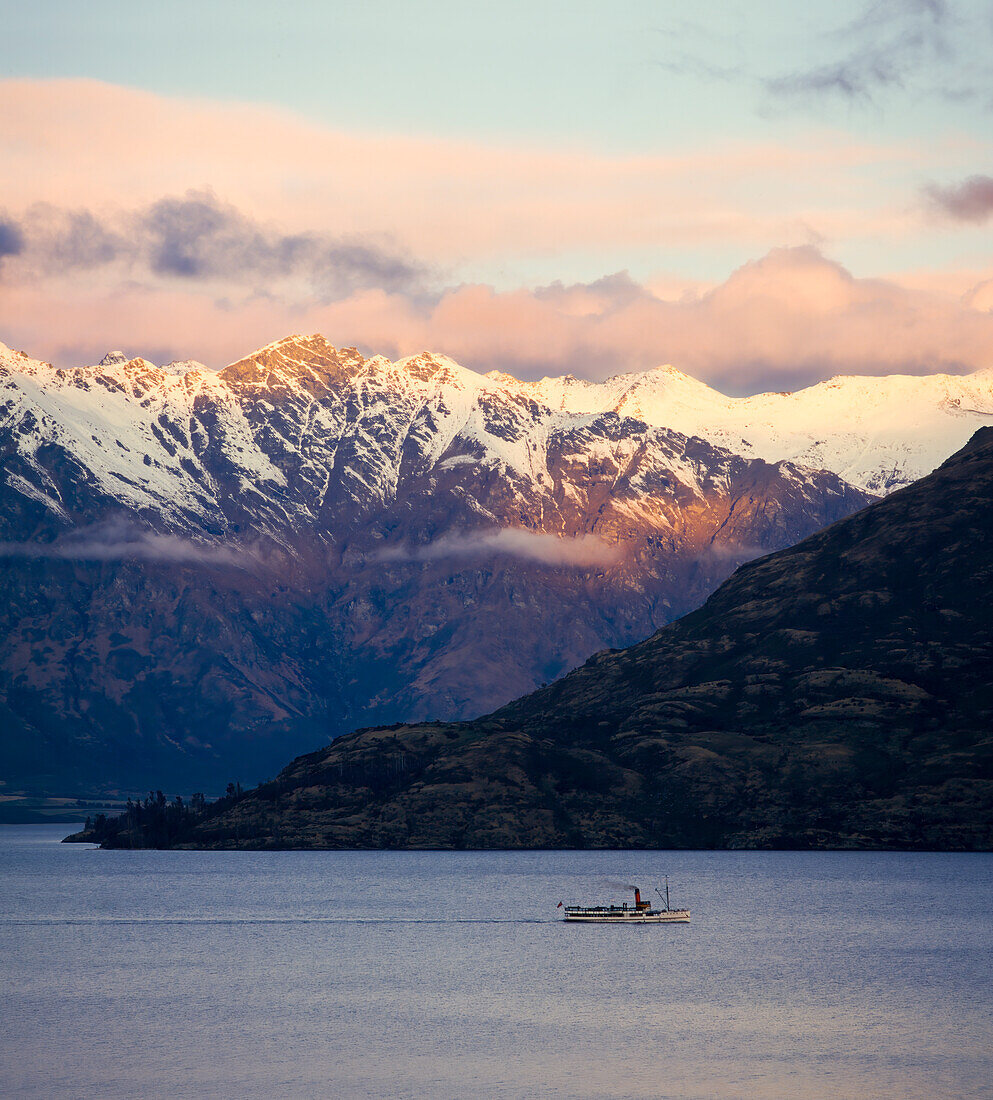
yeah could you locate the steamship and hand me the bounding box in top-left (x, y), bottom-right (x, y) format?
top-left (560, 884), bottom-right (690, 923)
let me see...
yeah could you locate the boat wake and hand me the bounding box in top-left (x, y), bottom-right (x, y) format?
top-left (1, 917), bottom-right (559, 926)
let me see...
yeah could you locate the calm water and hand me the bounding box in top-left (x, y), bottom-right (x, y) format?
top-left (1, 826), bottom-right (992, 1100)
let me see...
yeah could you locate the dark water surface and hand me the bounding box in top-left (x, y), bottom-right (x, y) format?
top-left (2, 825), bottom-right (991, 1099)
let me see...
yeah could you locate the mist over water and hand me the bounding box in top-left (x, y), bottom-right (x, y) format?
top-left (2, 826), bottom-right (992, 1100)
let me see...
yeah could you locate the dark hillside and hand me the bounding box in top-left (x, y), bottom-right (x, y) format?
top-left (74, 429), bottom-right (993, 850)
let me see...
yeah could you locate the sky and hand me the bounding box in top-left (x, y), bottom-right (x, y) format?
top-left (1, 0), bottom-right (992, 393)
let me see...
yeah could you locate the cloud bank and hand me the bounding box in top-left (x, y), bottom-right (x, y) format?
top-left (0, 78), bottom-right (946, 265)
top-left (4, 243), bottom-right (993, 394)
top-left (375, 529), bottom-right (622, 568)
top-left (1, 79), bottom-right (992, 393)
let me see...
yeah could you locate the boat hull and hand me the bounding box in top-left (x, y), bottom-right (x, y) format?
top-left (563, 909), bottom-right (690, 924)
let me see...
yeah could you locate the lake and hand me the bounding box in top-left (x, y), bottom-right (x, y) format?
top-left (1, 825), bottom-right (991, 1099)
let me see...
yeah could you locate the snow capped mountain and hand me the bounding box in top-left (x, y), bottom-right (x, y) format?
top-left (0, 335), bottom-right (826, 541)
top-left (531, 362), bottom-right (993, 494)
top-left (162, 359), bottom-right (209, 377)
top-left (4, 334), bottom-right (988, 543)
top-left (99, 351), bottom-right (129, 367)
top-left (2, 331), bottom-right (971, 794)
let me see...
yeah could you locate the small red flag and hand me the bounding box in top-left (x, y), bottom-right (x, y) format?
top-left (557, 901), bottom-right (563, 908)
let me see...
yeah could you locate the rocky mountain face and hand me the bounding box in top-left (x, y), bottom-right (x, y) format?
top-left (4, 334), bottom-right (983, 795)
top-left (161, 429), bottom-right (993, 851)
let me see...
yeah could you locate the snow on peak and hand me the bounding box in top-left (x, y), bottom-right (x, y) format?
top-left (483, 369), bottom-right (522, 388)
top-left (221, 334), bottom-right (367, 389)
top-left (394, 351), bottom-right (478, 388)
top-left (163, 359), bottom-right (209, 376)
top-left (251, 333), bottom-right (314, 355)
top-left (0, 342), bottom-right (44, 370)
top-left (6, 329), bottom-right (992, 502)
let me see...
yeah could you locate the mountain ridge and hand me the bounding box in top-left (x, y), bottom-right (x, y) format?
top-left (143, 427), bottom-right (993, 851)
top-left (5, 332), bottom-right (993, 504)
top-left (2, 332), bottom-right (986, 794)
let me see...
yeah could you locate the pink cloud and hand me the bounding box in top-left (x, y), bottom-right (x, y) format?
top-left (965, 278), bottom-right (993, 313)
top-left (884, 267), bottom-right (993, 300)
top-left (4, 247), bottom-right (993, 393)
top-left (0, 78), bottom-right (940, 265)
top-left (2, 80), bottom-right (993, 392)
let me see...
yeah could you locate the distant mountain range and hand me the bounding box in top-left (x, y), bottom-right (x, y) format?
top-left (145, 427), bottom-right (993, 851)
top-left (3, 334), bottom-right (991, 795)
top-left (532, 359), bottom-right (993, 495)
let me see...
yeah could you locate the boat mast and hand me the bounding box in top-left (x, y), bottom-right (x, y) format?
top-left (656, 878), bottom-right (671, 912)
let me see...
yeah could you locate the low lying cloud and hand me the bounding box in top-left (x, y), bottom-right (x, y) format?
top-left (925, 175), bottom-right (993, 224)
top-left (375, 529), bottom-right (622, 568)
top-left (0, 521), bottom-right (251, 567)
